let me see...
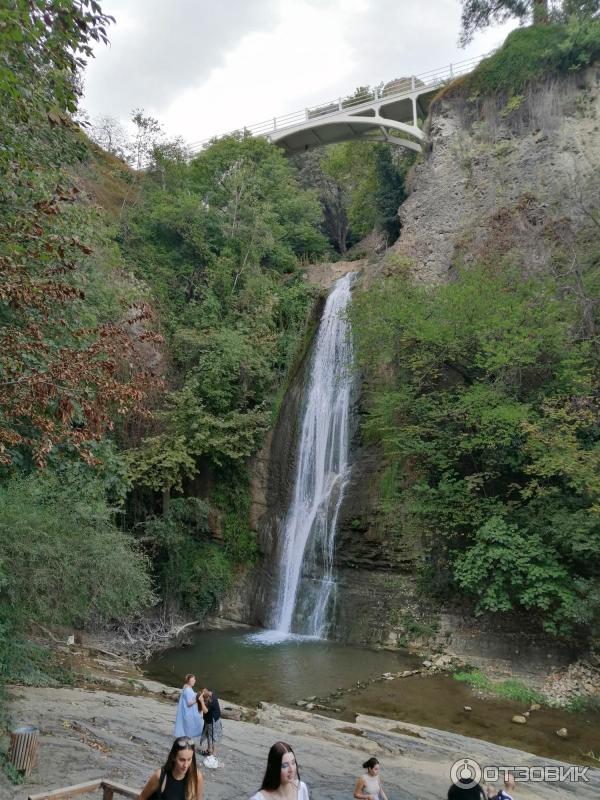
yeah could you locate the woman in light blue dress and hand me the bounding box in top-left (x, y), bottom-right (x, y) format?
top-left (174, 673), bottom-right (206, 740)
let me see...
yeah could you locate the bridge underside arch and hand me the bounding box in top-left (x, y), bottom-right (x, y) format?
top-left (268, 114), bottom-right (425, 155)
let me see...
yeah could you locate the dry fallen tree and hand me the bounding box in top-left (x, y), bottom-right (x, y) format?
top-left (90, 614), bottom-right (200, 663)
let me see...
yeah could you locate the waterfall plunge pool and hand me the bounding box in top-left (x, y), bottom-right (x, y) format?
top-left (144, 627), bottom-right (600, 767)
top-left (146, 626), bottom-right (421, 707)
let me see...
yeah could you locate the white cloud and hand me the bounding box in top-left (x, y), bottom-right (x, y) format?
top-left (82, 0), bottom-right (517, 144)
top-left (83, 0), bottom-right (279, 120)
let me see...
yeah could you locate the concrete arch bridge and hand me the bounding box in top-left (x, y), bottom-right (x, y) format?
top-left (190, 54), bottom-right (487, 156)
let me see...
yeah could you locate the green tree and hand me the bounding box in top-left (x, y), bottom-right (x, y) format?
top-left (123, 135), bottom-right (322, 536)
top-left (0, 0), bottom-right (113, 165)
top-left (321, 142), bottom-right (379, 247)
top-left (0, 0), bottom-right (154, 467)
top-left (142, 498), bottom-right (223, 613)
top-left (373, 146), bottom-right (409, 241)
top-left (460, 0), bottom-right (550, 44)
top-left (319, 142), bottom-right (410, 251)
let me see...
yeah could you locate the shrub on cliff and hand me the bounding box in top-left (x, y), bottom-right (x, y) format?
top-left (465, 19), bottom-right (600, 96)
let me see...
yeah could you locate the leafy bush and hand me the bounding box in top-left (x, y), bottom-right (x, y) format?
top-left (352, 255), bottom-right (600, 638)
top-left (142, 498), bottom-right (233, 614)
top-left (1, 635), bottom-right (75, 688)
top-left (0, 467), bottom-right (155, 628)
top-left (566, 695), bottom-right (600, 713)
top-left (212, 475), bottom-right (258, 565)
top-left (454, 516), bottom-right (578, 632)
top-left (464, 19), bottom-right (600, 97)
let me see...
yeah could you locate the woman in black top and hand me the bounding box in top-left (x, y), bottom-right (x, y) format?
top-left (139, 736), bottom-right (204, 800)
top-left (200, 688), bottom-right (223, 757)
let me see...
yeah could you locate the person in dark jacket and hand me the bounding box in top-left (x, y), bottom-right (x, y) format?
top-left (447, 778), bottom-right (487, 799)
top-left (199, 688), bottom-right (223, 757)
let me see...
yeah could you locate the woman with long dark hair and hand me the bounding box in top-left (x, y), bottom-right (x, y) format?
top-left (139, 736), bottom-right (204, 800)
top-left (353, 757), bottom-right (388, 800)
top-left (250, 741), bottom-right (309, 799)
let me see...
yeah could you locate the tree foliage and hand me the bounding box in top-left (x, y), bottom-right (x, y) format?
top-left (0, 190), bottom-right (156, 465)
top-left (0, 466), bottom-right (155, 626)
top-left (462, 17), bottom-right (600, 96)
top-left (0, 1), bottom-right (160, 688)
top-left (296, 141), bottom-right (411, 253)
top-left (0, 1), bottom-right (156, 467)
top-left (352, 250), bottom-right (600, 638)
top-left (123, 135), bottom-right (324, 498)
top-left (459, 0), bottom-right (599, 45)
top-left (460, 0), bottom-right (549, 44)
top-left (141, 498), bottom-right (228, 614)
top-left (0, 0), bottom-right (113, 171)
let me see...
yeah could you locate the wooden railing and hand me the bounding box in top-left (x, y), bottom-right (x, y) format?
top-left (28, 778), bottom-right (138, 800)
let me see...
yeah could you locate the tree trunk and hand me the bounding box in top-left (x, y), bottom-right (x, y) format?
top-left (162, 486), bottom-right (170, 515)
top-left (532, 0), bottom-right (549, 24)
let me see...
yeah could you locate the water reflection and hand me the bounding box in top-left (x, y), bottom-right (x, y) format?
top-left (146, 627), bottom-right (417, 707)
top-left (145, 627), bottom-right (600, 767)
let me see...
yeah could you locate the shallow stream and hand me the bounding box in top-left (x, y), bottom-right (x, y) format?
top-left (145, 627), bottom-right (600, 768)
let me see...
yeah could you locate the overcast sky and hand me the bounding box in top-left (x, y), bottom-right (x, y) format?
top-left (82, 0), bottom-right (516, 146)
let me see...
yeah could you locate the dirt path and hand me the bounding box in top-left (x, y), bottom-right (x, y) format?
top-left (3, 684), bottom-right (598, 800)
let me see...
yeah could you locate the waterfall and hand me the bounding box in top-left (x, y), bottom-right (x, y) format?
top-left (271, 272), bottom-right (354, 637)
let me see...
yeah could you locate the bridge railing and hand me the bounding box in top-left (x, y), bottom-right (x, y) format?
top-left (188, 52), bottom-right (490, 154)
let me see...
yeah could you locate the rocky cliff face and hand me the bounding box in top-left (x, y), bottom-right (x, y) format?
top-left (219, 295), bottom-right (325, 627)
top-left (330, 65), bottom-right (600, 656)
top-left (393, 65), bottom-right (599, 284)
top-left (223, 65), bottom-right (599, 662)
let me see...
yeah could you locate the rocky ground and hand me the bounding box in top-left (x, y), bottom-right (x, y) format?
top-left (541, 659), bottom-right (600, 708)
top-left (3, 680), bottom-right (599, 800)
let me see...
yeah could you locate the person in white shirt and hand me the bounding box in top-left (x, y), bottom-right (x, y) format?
top-left (354, 757), bottom-right (388, 800)
top-left (249, 741), bottom-right (309, 800)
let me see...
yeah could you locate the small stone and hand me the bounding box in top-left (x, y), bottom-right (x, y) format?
top-left (296, 701), bottom-right (307, 707)
top-left (306, 703), bottom-right (315, 710)
top-left (523, 711), bottom-right (530, 717)
top-left (382, 672), bottom-right (393, 678)
top-left (512, 715), bottom-right (527, 724)
top-left (306, 695), bottom-right (316, 701)
top-left (530, 703), bottom-right (541, 711)
top-left (464, 706), bottom-right (472, 712)
top-left (422, 660), bottom-right (432, 668)
top-left (556, 727), bottom-right (568, 738)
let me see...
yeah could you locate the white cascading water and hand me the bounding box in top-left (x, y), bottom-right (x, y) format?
top-left (271, 272), bottom-right (354, 638)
